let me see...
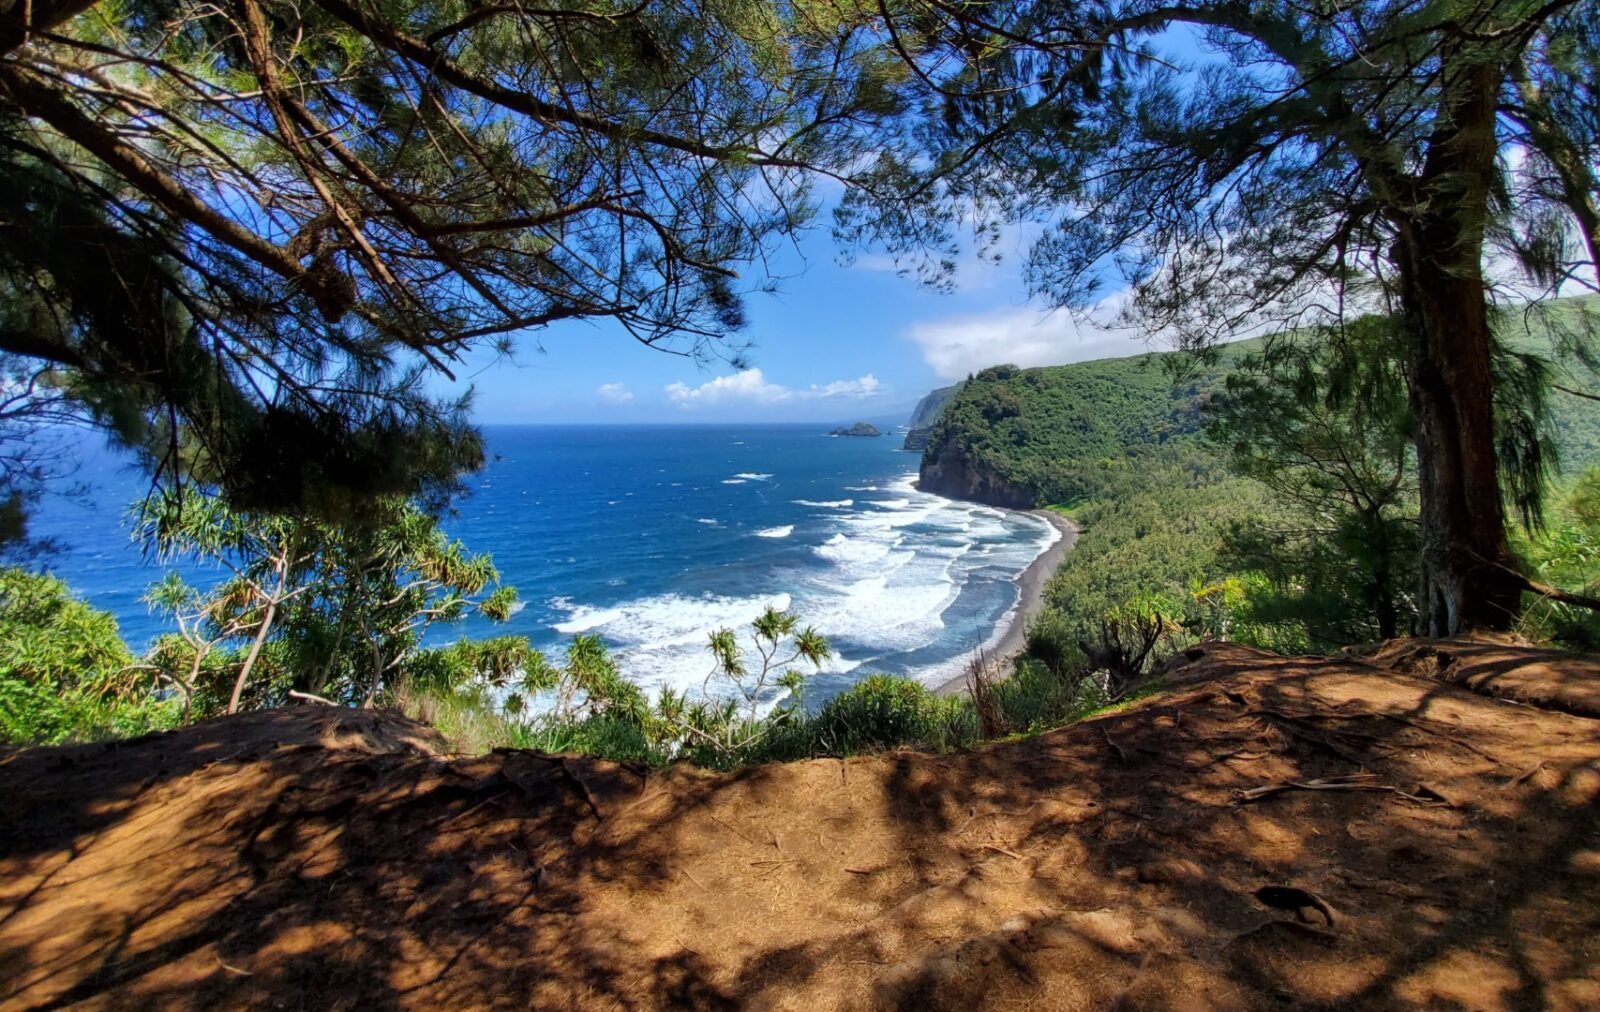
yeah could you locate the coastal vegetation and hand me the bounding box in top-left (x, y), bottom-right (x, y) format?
top-left (0, 556), bottom-right (1128, 763)
top-left (1, 0), bottom-right (1598, 773)
top-left (914, 298), bottom-right (1600, 680)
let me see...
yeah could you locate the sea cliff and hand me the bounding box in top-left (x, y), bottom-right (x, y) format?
top-left (901, 383), bottom-right (960, 452)
top-left (918, 434), bottom-right (1036, 507)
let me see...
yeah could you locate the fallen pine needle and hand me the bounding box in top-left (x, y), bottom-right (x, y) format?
top-left (436, 791), bottom-right (508, 829)
top-left (1507, 762), bottom-right (1547, 788)
top-left (1236, 774), bottom-right (1450, 806)
top-left (983, 844), bottom-right (1027, 861)
top-left (1235, 774), bottom-right (1389, 803)
top-left (215, 956), bottom-right (253, 976)
top-left (681, 869), bottom-right (710, 891)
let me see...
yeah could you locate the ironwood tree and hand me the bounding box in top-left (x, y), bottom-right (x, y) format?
top-left (0, 0), bottom-right (916, 518)
top-left (1207, 318), bottom-right (1421, 642)
top-left (842, 0), bottom-right (1600, 634)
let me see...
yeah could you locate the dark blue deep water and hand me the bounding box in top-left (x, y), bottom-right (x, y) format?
top-left (29, 425), bottom-right (1057, 699)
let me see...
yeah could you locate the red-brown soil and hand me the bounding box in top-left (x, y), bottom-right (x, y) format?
top-left (4, 638), bottom-right (1600, 1009)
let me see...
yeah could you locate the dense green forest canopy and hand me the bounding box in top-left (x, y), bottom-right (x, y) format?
top-left (924, 299), bottom-right (1600, 510)
top-left (921, 352), bottom-right (1235, 507)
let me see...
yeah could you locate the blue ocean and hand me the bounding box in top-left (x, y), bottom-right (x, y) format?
top-left (28, 424), bottom-right (1057, 701)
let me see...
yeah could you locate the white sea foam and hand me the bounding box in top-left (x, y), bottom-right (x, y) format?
top-left (804, 555), bottom-right (962, 654)
top-left (547, 591), bottom-right (808, 703)
top-left (552, 605), bottom-right (626, 634)
top-left (813, 532), bottom-right (896, 568)
top-left (844, 485), bottom-right (879, 492)
top-left (731, 472), bottom-right (773, 481)
top-left (545, 470), bottom-right (1061, 702)
top-left (780, 471), bottom-right (1063, 677)
top-left (721, 478), bottom-right (747, 485)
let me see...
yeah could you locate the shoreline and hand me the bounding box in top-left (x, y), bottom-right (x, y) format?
top-left (934, 508), bottom-right (1079, 697)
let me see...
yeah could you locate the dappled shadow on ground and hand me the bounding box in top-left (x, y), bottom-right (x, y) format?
top-left (4, 639), bottom-right (1600, 1009)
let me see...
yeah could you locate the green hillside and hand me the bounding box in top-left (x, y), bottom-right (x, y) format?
top-left (1506, 296), bottom-right (1600, 469)
top-left (918, 348), bottom-right (1245, 506)
top-left (924, 297), bottom-right (1600, 510)
top-left (920, 297), bottom-right (1600, 663)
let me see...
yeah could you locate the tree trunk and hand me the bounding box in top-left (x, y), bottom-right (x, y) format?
top-left (228, 556), bottom-right (288, 715)
top-left (182, 647), bottom-right (205, 723)
top-left (228, 595), bottom-right (278, 714)
top-left (1370, 529), bottom-right (1398, 640)
top-left (1394, 58), bottom-right (1523, 635)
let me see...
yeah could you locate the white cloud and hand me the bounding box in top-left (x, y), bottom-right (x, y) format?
top-left (844, 219), bottom-right (1042, 293)
top-left (664, 369), bottom-right (788, 405)
top-left (905, 305), bottom-right (1146, 380)
top-left (846, 252), bottom-right (905, 274)
top-left (812, 374), bottom-right (883, 398)
top-left (664, 368), bottom-right (884, 407)
top-left (596, 382), bottom-right (634, 404)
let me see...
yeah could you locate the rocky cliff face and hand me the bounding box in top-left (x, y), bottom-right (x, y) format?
top-left (918, 436), bottom-right (1035, 508)
top-left (902, 383), bottom-right (960, 452)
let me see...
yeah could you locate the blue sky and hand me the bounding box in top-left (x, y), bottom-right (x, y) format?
top-left (431, 219), bottom-right (1148, 425)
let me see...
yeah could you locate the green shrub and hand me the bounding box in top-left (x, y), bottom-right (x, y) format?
top-left (0, 568), bottom-right (178, 745)
top-left (992, 657), bottom-right (1107, 734)
top-left (811, 674), bottom-right (944, 754)
top-left (0, 568), bottom-right (133, 689)
top-left (0, 675), bottom-right (181, 746)
top-left (519, 713), bottom-right (666, 765)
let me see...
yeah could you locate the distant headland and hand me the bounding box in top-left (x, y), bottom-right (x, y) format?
top-left (829, 422), bottom-right (882, 437)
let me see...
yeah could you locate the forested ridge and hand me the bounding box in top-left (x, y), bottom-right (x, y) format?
top-left (917, 350), bottom-right (1236, 507)
top-left (922, 297), bottom-right (1600, 510)
top-left (914, 296), bottom-right (1600, 667)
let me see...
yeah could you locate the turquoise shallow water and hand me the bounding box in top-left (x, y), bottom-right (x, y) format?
top-left (28, 424), bottom-right (1057, 701)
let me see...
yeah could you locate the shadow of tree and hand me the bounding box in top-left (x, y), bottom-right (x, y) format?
top-left (2, 640), bottom-right (1599, 1008)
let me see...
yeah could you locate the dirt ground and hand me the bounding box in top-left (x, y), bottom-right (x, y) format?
top-left (4, 638), bottom-right (1600, 1010)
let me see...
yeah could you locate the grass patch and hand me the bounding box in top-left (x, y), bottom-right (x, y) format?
top-left (1045, 498), bottom-right (1093, 521)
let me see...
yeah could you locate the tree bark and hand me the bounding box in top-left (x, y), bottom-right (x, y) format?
top-left (227, 559), bottom-right (286, 714)
top-left (0, 0), bottom-right (99, 56)
top-left (1394, 57), bottom-right (1523, 635)
top-left (1369, 526), bottom-right (1398, 640)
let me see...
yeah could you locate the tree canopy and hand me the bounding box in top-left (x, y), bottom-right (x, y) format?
top-left (0, 0), bottom-right (925, 518)
top-left (841, 0), bottom-right (1600, 633)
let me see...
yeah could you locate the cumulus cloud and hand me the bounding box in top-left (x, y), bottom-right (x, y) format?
top-left (664, 368), bottom-right (884, 407)
top-left (905, 305), bottom-right (1146, 380)
top-left (596, 382), bottom-right (634, 404)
